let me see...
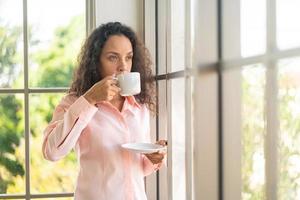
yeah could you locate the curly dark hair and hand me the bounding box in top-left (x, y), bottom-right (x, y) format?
top-left (69, 22), bottom-right (156, 113)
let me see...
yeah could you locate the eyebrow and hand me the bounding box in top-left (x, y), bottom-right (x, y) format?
top-left (105, 51), bottom-right (133, 55)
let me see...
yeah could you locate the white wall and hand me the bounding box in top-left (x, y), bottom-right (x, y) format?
top-left (95, 0), bottom-right (144, 39)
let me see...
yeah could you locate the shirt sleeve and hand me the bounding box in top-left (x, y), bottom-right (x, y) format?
top-left (141, 106), bottom-right (166, 176)
top-left (42, 95), bottom-right (98, 161)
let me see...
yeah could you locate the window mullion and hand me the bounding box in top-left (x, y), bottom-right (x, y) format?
top-left (22, 0), bottom-right (30, 199)
top-left (185, 0), bottom-right (194, 199)
top-left (166, 0), bottom-right (173, 199)
top-left (86, 0), bottom-right (96, 35)
top-left (265, 0), bottom-right (278, 199)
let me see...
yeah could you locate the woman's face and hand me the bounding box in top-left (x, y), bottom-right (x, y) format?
top-left (99, 35), bottom-right (133, 78)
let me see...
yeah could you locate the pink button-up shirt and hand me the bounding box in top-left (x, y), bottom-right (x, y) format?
top-left (42, 94), bottom-right (161, 200)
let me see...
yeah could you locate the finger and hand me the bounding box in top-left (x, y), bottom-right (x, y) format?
top-left (107, 96), bottom-right (113, 101)
top-left (147, 155), bottom-right (164, 164)
top-left (99, 76), bottom-right (113, 84)
top-left (109, 79), bottom-right (118, 85)
top-left (109, 89), bottom-right (120, 97)
top-left (151, 158), bottom-right (163, 164)
top-left (107, 92), bottom-right (115, 101)
top-left (104, 75), bottom-right (116, 80)
top-left (107, 91), bottom-right (118, 99)
top-left (148, 152), bottom-right (164, 156)
top-left (103, 79), bottom-right (118, 87)
top-left (156, 154), bottom-right (165, 160)
top-left (93, 77), bottom-right (111, 88)
top-left (150, 160), bottom-right (160, 164)
top-left (156, 140), bottom-right (168, 146)
top-left (145, 155), bottom-right (160, 163)
top-left (109, 85), bottom-right (121, 93)
top-left (157, 150), bottom-right (167, 155)
top-left (99, 76), bottom-right (116, 86)
top-left (146, 153), bottom-right (164, 160)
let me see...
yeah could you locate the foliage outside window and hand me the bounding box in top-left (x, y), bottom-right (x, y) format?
top-left (0, 0), bottom-right (85, 196)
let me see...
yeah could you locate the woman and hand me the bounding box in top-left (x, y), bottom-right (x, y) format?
top-left (42, 22), bottom-right (166, 200)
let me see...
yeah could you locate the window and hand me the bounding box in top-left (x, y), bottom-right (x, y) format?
top-left (154, 0), bottom-right (194, 199)
top-left (3, 0), bottom-right (299, 199)
top-left (0, 0), bottom-right (87, 199)
top-left (222, 0), bottom-right (300, 199)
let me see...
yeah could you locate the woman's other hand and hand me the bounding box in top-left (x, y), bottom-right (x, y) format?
top-left (156, 139), bottom-right (167, 146)
top-left (83, 75), bottom-right (121, 105)
top-left (144, 140), bottom-right (167, 164)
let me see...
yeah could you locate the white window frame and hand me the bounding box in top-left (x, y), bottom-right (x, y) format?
top-left (144, 0), bottom-right (196, 199)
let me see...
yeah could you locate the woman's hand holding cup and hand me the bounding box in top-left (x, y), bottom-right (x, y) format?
top-left (83, 75), bottom-right (121, 105)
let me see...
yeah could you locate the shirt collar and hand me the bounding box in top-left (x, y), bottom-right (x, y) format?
top-left (96, 96), bottom-right (141, 114)
top-left (125, 96), bottom-right (141, 109)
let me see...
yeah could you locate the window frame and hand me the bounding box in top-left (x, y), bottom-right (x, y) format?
top-left (150, 0), bottom-right (196, 199)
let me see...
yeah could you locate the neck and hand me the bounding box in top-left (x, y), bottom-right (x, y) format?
top-left (111, 94), bottom-right (124, 103)
top-left (110, 95), bottom-right (125, 111)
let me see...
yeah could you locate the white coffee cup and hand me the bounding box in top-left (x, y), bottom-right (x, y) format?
top-left (116, 72), bottom-right (141, 96)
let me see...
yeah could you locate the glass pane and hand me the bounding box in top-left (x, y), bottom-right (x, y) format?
top-left (157, 0), bottom-right (167, 75)
top-left (30, 93), bottom-right (77, 193)
top-left (0, 0), bottom-right (24, 88)
top-left (28, 0), bottom-right (85, 88)
top-left (0, 199), bottom-right (24, 200)
top-left (158, 80), bottom-right (167, 142)
top-left (241, 64), bottom-right (266, 199)
top-left (34, 198), bottom-right (72, 200)
top-left (171, 78), bottom-right (186, 200)
top-left (171, 0), bottom-right (185, 72)
top-left (0, 94), bottom-right (25, 194)
top-left (278, 58), bottom-right (300, 199)
top-left (277, 0), bottom-right (300, 50)
top-left (241, 0), bottom-right (266, 57)
top-left (158, 80), bottom-right (168, 200)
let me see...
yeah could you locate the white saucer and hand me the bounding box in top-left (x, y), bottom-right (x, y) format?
top-left (121, 142), bottom-right (166, 154)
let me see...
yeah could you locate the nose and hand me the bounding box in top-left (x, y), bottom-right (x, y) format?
top-left (118, 67), bottom-right (125, 72)
top-left (117, 58), bottom-right (127, 72)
